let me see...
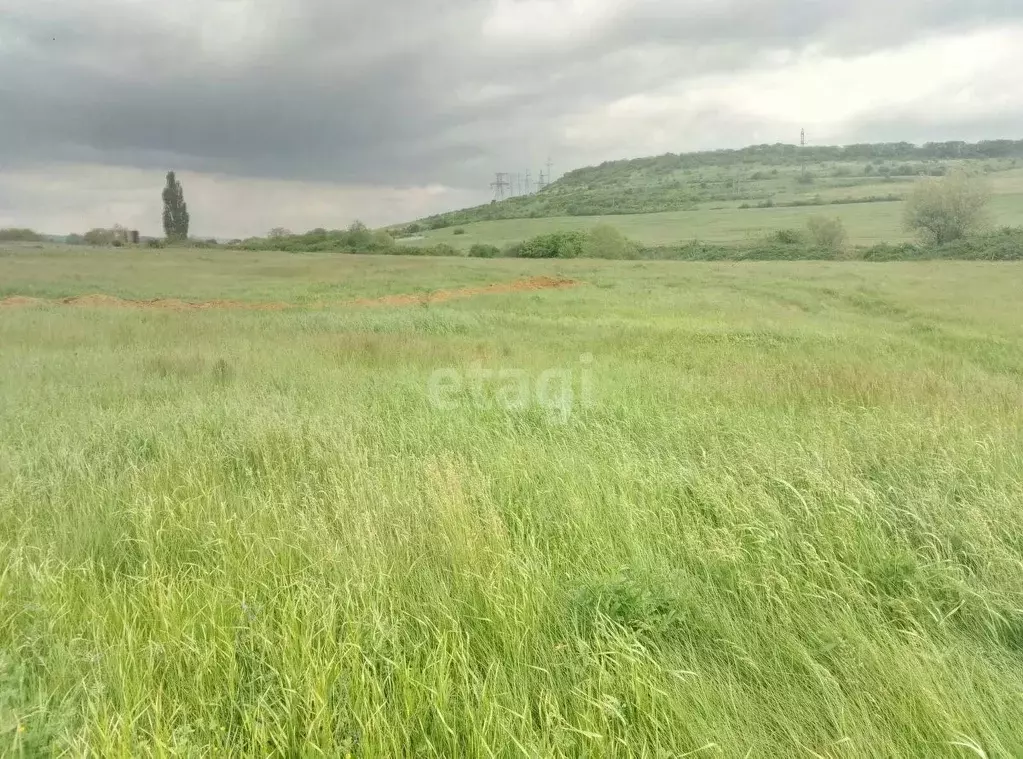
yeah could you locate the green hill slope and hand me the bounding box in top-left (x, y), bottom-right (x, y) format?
top-left (403, 139), bottom-right (1023, 232)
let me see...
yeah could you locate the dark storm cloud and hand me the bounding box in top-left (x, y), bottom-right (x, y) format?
top-left (1, 0), bottom-right (1021, 187)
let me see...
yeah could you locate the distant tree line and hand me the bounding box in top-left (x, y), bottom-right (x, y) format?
top-left (562, 139), bottom-right (1023, 180)
top-left (0, 228), bottom-right (44, 242)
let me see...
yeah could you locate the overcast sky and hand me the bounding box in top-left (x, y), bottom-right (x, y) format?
top-left (2, 0), bottom-right (1022, 238)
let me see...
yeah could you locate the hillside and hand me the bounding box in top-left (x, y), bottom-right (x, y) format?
top-left (403, 139), bottom-right (1023, 232)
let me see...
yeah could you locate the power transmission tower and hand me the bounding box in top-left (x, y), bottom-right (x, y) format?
top-left (537, 170), bottom-right (547, 193)
top-left (546, 157), bottom-right (554, 184)
top-left (491, 172), bottom-right (510, 201)
top-left (525, 171), bottom-right (532, 194)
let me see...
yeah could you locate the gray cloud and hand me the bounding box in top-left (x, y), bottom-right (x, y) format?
top-left (4, 0), bottom-right (1021, 186)
top-left (1, 0), bottom-right (1022, 235)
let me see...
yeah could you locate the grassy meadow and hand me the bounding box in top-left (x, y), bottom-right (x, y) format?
top-left (2, 247), bottom-right (1023, 756)
top-left (406, 168), bottom-right (1023, 251)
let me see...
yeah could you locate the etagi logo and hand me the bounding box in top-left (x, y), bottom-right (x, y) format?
top-left (428, 354), bottom-right (594, 423)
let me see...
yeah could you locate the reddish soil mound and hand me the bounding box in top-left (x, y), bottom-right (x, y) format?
top-left (0, 276), bottom-right (579, 312)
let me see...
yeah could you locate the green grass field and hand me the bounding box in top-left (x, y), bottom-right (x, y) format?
top-left (406, 169), bottom-right (1023, 251)
top-left (2, 247), bottom-right (1023, 756)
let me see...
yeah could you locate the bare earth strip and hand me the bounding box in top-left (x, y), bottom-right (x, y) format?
top-left (0, 276), bottom-right (579, 311)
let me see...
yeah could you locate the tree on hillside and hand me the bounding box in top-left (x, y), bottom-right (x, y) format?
top-left (162, 172), bottom-right (190, 241)
top-left (904, 171), bottom-right (989, 245)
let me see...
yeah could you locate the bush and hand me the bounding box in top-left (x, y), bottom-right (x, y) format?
top-left (83, 228), bottom-right (118, 246)
top-left (415, 243), bottom-right (460, 257)
top-left (370, 230), bottom-right (396, 251)
top-left (452, 228), bottom-right (467, 236)
top-left (0, 228), bottom-right (43, 242)
top-left (772, 228), bottom-right (804, 245)
top-left (469, 244), bottom-right (500, 258)
top-left (346, 220), bottom-right (373, 248)
top-left (806, 216), bottom-right (848, 251)
top-left (796, 172), bottom-right (815, 185)
top-left (230, 223), bottom-right (398, 254)
top-left (517, 231), bottom-right (586, 259)
top-left (904, 171), bottom-right (990, 245)
top-left (583, 224), bottom-right (639, 259)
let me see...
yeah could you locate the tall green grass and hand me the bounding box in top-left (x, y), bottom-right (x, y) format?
top-left (2, 250), bottom-right (1023, 756)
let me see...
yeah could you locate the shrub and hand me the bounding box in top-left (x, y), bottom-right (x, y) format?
top-left (583, 224), bottom-right (639, 259)
top-left (83, 228), bottom-right (119, 246)
top-left (796, 172), bottom-right (815, 185)
top-left (370, 230), bottom-right (396, 251)
top-left (346, 220), bottom-right (373, 248)
top-left (517, 231), bottom-right (586, 259)
top-left (772, 228), bottom-right (804, 245)
top-left (469, 244), bottom-right (500, 258)
top-left (904, 171), bottom-right (990, 245)
top-left (452, 228), bottom-right (467, 236)
top-left (417, 243), bottom-right (460, 257)
top-left (806, 216), bottom-right (848, 251)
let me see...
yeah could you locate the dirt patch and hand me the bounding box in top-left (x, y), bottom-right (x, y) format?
top-left (0, 276), bottom-right (579, 312)
top-left (0, 296), bottom-right (46, 308)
